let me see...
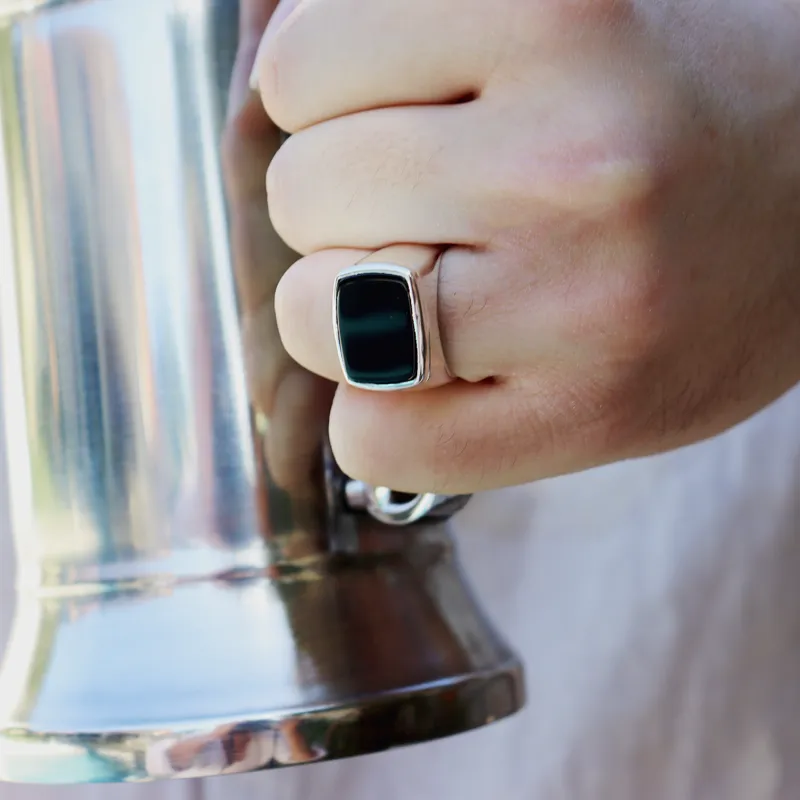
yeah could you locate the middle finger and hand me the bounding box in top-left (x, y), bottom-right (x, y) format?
top-left (266, 103), bottom-right (489, 256)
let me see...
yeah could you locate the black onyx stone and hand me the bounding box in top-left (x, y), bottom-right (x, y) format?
top-left (337, 274), bottom-right (418, 386)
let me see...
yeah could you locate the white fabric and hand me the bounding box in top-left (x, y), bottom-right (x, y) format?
top-left (2, 385), bottom-right (799, 800)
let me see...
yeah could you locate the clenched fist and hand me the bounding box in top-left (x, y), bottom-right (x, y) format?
top-left (250, 0), bottom-right (800, 495)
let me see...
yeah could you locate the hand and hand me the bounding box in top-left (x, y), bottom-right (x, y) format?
top-left (252, 0), bottom-right (800, 495)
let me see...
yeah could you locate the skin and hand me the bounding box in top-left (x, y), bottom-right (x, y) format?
top-left (245, 0), bottom-right (800, 495)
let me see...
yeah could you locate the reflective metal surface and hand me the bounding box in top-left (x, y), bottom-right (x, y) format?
top-left (0, 0), bottom-right (524, 784)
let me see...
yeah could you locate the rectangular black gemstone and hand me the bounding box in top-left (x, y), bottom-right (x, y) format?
top-left (337, 274), bottom-right (418, 386)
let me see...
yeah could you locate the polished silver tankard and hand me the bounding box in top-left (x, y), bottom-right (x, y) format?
top-left (0, 0), bottom-right (524, 784)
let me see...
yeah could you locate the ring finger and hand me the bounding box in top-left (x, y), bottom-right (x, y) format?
top-left (275, 244), bottom-right (518, 389)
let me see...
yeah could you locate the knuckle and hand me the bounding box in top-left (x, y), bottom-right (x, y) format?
top-left (546, 148), bottom-right (658, 217)
top-left (490, 99), bottom-right (665, 227)
top-left (485, 146), bottom-right (660, 237)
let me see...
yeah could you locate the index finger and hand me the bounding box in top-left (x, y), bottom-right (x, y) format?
top-left (252, 0), bottom-right (501, 133)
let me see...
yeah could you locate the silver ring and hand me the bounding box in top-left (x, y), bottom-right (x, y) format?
top-left (342, 482), bottom-right (455, 526)
top-left (333, 250), bottom-right (442, 392)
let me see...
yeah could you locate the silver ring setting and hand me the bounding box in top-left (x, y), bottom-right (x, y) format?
top-left (333, 262), bottom-right (429, 391)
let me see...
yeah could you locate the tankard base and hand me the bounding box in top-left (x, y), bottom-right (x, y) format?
top-left (0, 537), bottom-right (525, 784)
top-left (0, 662), bottom-right (523, 784)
